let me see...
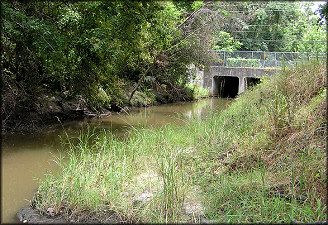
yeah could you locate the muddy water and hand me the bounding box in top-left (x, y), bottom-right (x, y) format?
top-left (1, 98), bottom-right (230, 223)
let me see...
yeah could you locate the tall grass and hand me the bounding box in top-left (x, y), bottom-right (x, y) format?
top-left (33, 59), bottom-right (326, 223)
top-left (186, 83), bottom-right (210, 99)
top-left (190, 59), bottom-right (327, 223)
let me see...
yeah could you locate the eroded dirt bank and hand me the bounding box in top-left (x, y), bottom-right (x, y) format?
top-left (2, 86), bottom-right (194, 134)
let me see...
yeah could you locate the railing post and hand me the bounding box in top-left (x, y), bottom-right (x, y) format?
top-left (251, 51), bottom-right (254, 67)
top-left (224, 51), bottom-right (226, 67)
top-left (263, 51), bottom-right (266, 68)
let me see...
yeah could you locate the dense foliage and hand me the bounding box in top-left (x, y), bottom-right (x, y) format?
top-left (1, 1), bottom-right (218, 131)
top-left (213, 2), bottom-right (327, 52)
top-left (1, 1), bottom-right (326, 131)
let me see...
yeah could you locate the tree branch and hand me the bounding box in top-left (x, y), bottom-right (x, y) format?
top-left (128, 64), bottom-right (154, 103)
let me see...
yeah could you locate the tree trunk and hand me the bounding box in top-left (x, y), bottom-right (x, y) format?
top-left (128, 65), bottom-right (153, 103)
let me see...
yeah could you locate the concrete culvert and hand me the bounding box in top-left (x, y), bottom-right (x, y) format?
top-left (213, 76), bottom-right (239, 98)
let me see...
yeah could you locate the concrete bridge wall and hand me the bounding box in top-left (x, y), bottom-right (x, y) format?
top-left (191, 66), bottom-right (278, 96)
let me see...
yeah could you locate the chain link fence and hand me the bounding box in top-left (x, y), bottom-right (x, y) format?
top-left (213, 50), bottom-right (326, 68)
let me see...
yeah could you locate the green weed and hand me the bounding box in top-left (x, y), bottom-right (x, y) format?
top-left (33, 59), bottom-right (326, 223)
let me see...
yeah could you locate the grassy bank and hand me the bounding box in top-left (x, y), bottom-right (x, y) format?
top-left (33, 59), bottom-right (326, 223)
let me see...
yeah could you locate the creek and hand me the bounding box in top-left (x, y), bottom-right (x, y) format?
top-left (1, 97), bottom-right (231, 223)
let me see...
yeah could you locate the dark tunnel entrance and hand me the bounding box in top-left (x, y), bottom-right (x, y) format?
top-left (246, 77), bottom-right (261, 88)
top-left (213, 76), bottom-right (239, 98)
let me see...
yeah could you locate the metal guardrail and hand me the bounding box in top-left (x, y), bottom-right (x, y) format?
top-left (213, 50), bottom-right (327, 68)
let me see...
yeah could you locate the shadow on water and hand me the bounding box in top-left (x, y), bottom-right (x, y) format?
top-left (1, 97), bottom-right (231, 223)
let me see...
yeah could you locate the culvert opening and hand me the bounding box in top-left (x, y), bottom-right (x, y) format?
top-left (246, 77), bottom-right (261, 88)
top-left (213, 76), bottom-right (239, 98)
